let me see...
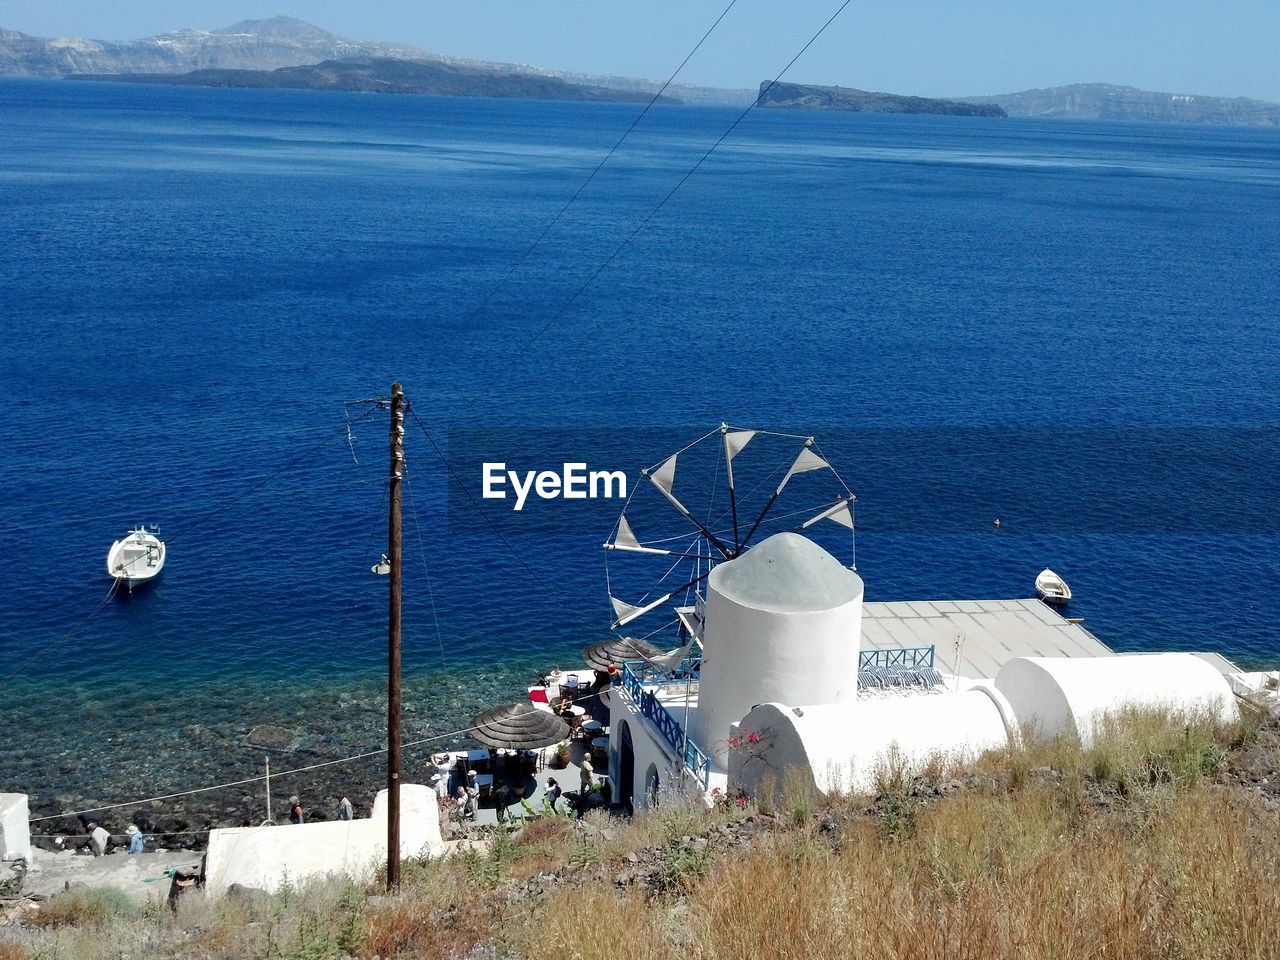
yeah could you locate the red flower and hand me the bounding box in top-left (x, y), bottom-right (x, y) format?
top-left (746, 731), bottom-right (762, 745)
top-left (727, 735), bottom-right (742, 750)
top-left (734, 794), bottom-right (749, 809)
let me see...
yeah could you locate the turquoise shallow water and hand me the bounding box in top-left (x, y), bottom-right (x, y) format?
top-left (1, 78), bottom-right (1278, 821)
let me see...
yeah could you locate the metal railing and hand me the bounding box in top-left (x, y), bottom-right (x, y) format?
top-left (859, 645), bottom-right (935, 670)
top-left (622, 660), bottom-right (711, 788)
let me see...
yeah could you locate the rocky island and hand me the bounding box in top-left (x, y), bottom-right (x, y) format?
top-left (758, 80), bottom-right (1006, 116)
top-left (76, 55), bottom-right (677, 103)
top-left (963, 82), bottom-right (1280, 126)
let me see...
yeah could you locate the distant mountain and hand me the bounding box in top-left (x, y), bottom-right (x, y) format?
top-left (759, 81), bottom-right (1006, 117)
top-left (0, 16), bottom-right (430, 76)
top-left (76, 56), bottom-right (680, 104)
top-left (0, 16), bottom-right (751, 104)
top-left (964, 83), bottom-right (1280, 126)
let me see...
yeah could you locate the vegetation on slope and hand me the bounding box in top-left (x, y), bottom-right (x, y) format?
top-left (3, 707), bottom-right (1279, 959)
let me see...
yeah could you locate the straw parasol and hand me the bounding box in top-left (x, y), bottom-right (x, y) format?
top-left (580, 636), bottom-right (664, 671)
top-left (468, 701), bottom-right (570, 750)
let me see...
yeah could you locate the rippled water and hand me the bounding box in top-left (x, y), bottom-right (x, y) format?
top-left (1, 78), bottom-right (1278, 820)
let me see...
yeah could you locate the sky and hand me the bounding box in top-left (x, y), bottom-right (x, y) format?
top-left (4, 0), bottom-right (1279, 101)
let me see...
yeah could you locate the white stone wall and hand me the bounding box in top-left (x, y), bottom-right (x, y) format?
top-left (0, 793), bottom-right (31, 863)
top-left (729, 691), bottom-right (1010, 799)
top-left (610, 707), bottom-right (684, 811)
top-left (994, 653), bottom-right (1240, 745)
top-left (204, 785), bottom-right (443, 894)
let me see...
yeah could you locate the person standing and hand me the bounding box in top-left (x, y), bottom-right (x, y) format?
top-left (336, 796), bottom-right (353, 821)
top-left (464, 770), bottom-right (480, 820)
top-left (126, 824), bottom-right (145, 854)
top-left (544, 777), bottom-right (562, 814)
top-left (87, 822), bottom-right (110, 857)
top-left (493, 783), bottom-right (513, 823)
top-left (288, 796), bottom-right (305, 824)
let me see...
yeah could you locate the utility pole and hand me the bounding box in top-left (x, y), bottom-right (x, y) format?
top-left (387, 382), bottom-right (404, 889)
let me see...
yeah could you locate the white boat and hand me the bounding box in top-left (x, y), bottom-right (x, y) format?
top-left (1035, 568), bottom-right (1071, 604)
top-left (107, 526), bottom-right (166, 589)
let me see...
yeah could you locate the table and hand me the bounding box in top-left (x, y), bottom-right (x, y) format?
top-left (590, 736), bottom-right (610, 764)
top-left (473, 773), bottom-right (494, 798)
top-left (567, 705), bottom-right (586, 718)
top-left (581, 718), bottom-right (602, 734)
top-left (467, 748), bottom-right (491, 764)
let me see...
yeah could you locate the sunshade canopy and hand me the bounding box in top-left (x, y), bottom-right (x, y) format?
top-left (468, 701), bottom-right (570, 749)
top-left (580, 636), bottom-right (664, 671)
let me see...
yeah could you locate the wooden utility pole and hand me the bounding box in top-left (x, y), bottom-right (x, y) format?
top-left (387, 382), bottom-right (404, 889)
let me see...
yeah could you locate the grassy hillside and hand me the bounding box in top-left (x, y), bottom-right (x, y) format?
top-left (4, 707), bottom-right (1279, 959)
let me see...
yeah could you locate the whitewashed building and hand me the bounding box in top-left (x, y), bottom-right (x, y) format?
top-left (606, 531), bottom-right (1245, 810)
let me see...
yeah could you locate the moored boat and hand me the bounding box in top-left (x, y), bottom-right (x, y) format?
top-left (107, 526), bottom-right (166, 589)
top-left (1035, 568), bottom-right (1071, 604)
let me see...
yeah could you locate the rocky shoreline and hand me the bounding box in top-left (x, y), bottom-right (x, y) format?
top-left (13, 664), bottom-right (548, 851)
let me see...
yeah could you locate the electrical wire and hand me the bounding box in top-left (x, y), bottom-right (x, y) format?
top-left (468, 0), bottom-right (743, 321)
top-left (515, 0), bottom-right (857, 352)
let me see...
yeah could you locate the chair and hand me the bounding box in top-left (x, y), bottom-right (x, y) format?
top-left (873, 666), bottom-right (900, 688)
top-left (858, 670), bottom-right (882, 692)
top-left (917, 666), bottom-right (943, 687)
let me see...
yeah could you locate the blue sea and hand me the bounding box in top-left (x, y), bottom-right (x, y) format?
top-left (1, 77), bottom-right (1278, 820)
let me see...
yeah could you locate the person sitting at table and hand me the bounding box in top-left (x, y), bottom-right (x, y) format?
top-left (556, 693), bottom-right (575, 717)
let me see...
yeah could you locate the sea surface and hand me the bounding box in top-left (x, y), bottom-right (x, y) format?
top-left (1, 78), bottom-right (1278, 823)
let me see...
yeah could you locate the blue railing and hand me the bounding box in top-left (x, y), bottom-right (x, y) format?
top-left (859, 645), bottom-right (935, 670)
top-left (622, 660), bottom-right (711, 788)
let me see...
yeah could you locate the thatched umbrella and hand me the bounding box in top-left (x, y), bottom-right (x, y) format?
top-left (580, 636), bottom-right (664, 671)
top-left (468, 702), bottom-right (570, 750)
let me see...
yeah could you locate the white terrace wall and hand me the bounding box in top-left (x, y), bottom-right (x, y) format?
top-left (729, 689), bottom-right (1010, 800)
top-left (610, 710), bottom-right (693, 811)
top-left (204, 785), bottom-right (443, 894)
top-left (0, 793), bottom-right (31, 863)
top-left (994, 653), bottom-right (1240, 746)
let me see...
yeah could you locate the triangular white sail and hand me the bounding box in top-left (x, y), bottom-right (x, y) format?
top-left (605, 514), bottom-right (679, 555)
top-left (615, 514), bottom-right (641, 550)
top-left (610, 596), bottom-right (645, 622)
top-left (650, 454), bottom-right (678, 495)
top-left (782, 447), bottom-right (829, 487)
top-left (723, 428), bottom-right (757, 491)
top-left (798, 499), bottom-right (854, 531)
top-left (647, 639), bottom-right (695, 673)
top-left (725, 430), bottom-right (756, 461)
top-left (612, 590), bottom-right (675, 628)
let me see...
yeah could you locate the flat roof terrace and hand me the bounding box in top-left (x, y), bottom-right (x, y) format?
top-left (860, 598), bottom-right (1114, 680)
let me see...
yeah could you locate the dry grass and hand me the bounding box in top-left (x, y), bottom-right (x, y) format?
top-left (681, 784), bottom-right (1280, 960)
top-left (10, 713), bottom-right (1279, 960)
top-left (0, 941), bottom-right (31, 960)
top-left (23, 887), bottom-right (137, 929)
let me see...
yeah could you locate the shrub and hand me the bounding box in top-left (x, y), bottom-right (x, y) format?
top-left (26, 887), bottom-right (138, 928)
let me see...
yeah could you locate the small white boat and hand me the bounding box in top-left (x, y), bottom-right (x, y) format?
top-left (107, 526), bottom-right (166, 589)
top-left (1035, 568), bottom-right (1071, 604)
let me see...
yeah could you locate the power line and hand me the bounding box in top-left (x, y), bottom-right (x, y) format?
top-left (467, 0), bottom-right (742, 321)
top-left (517, 0), bottom-right (857, 352)
top-left (29, 684), bottom-right (616, 824)
top-left (405, 468), bottom-right (448, 668)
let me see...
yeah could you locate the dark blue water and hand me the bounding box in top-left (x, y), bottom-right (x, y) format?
top-left (2, 78), bottom-right (1278, 813)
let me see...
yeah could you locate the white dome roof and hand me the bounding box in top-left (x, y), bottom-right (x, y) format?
top-left (709, 532), bottom-right (863, 614)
